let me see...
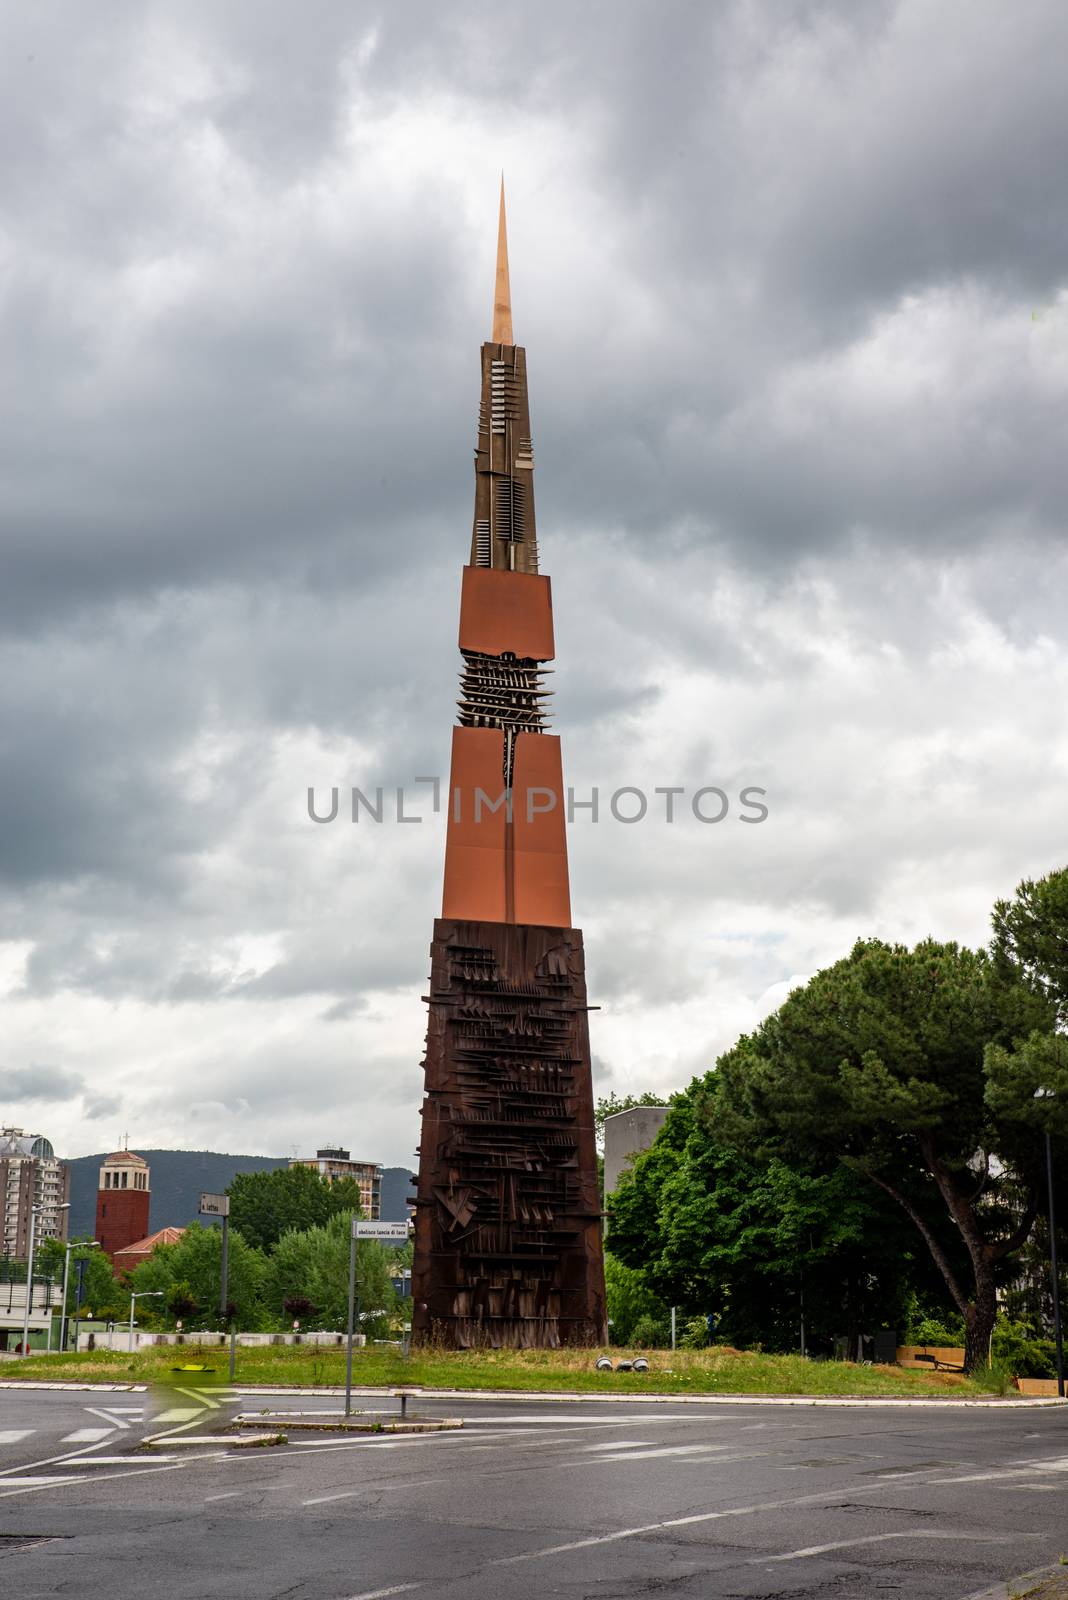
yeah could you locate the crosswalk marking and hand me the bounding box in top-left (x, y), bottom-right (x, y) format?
top-left (0, 1430), bottom-right (34, 1446)
top-left (85, 1407), bottom-right (131, 1430)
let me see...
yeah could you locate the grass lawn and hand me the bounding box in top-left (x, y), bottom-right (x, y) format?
top-left (2, 1342), bottom-right (1001, 1397)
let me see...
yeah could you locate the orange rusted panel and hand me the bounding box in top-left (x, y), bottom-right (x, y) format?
top-left (442, 726), bottom-right (508, 921)
top-left (458, 566), bottom-right (555, 660)
top-left (512, 733), bottom-right (571, 927)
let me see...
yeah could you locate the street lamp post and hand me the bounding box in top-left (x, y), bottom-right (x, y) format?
top-left (60, 1240), bottom-right (99, 1352)
top-left (1035, 1088), bottom-right (1065, 1399)
top-left (20, 1200), bottom-right (71, 1357)
top-left (129, 1290), bottom-right (164, 1352)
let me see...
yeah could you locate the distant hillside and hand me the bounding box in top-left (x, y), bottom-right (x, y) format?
top-left (67, 1150), bottom-right (415, 1239)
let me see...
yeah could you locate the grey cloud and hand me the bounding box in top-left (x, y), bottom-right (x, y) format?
top-left (2, 1063), bottom-right (86, 1102)
top-left (1, 1), bottom-right (1067, 1162)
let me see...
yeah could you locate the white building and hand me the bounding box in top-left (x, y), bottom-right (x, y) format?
top-left (1, 1127), bottom-right (70, 1260)
top-left (288, 1146), bottom-right (382, 1218)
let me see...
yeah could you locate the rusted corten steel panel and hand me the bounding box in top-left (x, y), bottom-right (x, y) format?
top-left (512, 734), bottom-right (570, 927)
top-left (441, 726), bottom-right (509, 923)
top-left (458, 565), bottom-right (554, 660)
top-left (411, 918), bottom-right (607, 1349)
top-left (442, 728), bottom-right (569, 928)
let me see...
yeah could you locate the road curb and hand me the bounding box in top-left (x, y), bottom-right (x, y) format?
top-left (960, 1562), bottom-right (1068, 1599)
top-left (232, 1412), bottom-right (463, 1433)
top-left (2, 1377), bottom-right (1063, 1407)
top-left (224, 1384), bottom-right (1067, 1409)
top-left (0, 1380), bottom-right (147, 1392)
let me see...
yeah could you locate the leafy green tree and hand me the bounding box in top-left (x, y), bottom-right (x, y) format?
top-left (264, 1212), bottom-right (397, 1334)
top-left (226, 1166), bottom-right (366, 1251)
top-left (609, 1076), bottom-right (932, 1353)
top-left (716, 938), bottom-right (1056, 1371)
top-left (993, 866), bottom-right (1068, 1026)
top-left (34, 1240), bottom-right (125, 1328)
top-left (603, 1252), bottom-right (669, 1345)
top-left (167, 1281), bottom-right (200, 1323)
top-left (128, 1223), bottom-right (267, 1329)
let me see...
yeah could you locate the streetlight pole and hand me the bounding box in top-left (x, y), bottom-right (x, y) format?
top-left (20, 1206), bottom-right (38, 1357)
top-left (129, 1290), bottom-right (163, 1352)
top-left (21, 1200), bottom-right (70, 1357)
top-left (1045, 1128), bottom-right (1065, 1399)
top-left (60, 1240), bottom-right (99, 1352)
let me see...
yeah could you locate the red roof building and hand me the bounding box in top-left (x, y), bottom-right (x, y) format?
top-left (112, 1226), bottom-right (186, 1278)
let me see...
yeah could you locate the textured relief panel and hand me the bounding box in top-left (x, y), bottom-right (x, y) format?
top-left (411, 918), bottom-right (606, 1349)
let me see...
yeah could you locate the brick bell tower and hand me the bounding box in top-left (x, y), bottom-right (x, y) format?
top-left (410, 185), bottom-right (607, 1349)
top-left (95, 1148), bottom-right (151, 1262)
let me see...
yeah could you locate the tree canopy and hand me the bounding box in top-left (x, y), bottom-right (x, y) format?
top-left (607, 1075), bottom-right (938, 1353)
top-left (225, 1165), bottom-right (366, 1251)
top-left (715, 937), bottom-right (1059, 1368)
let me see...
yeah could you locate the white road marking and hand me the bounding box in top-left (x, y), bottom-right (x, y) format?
top-left (0, 1430), bottom-right (34, 1445)
top-left (175, 1386), bottom-right (224, 1410)
top-left (153, 1407), bottom-right (204, 1423)
top-left (303, 1478), bottom-right (447, 1507)
top-left (489, 1477), bottom-right (1014, 1568)
top-left (929, 1455), bottom-right (1068, 1484)
top-left (342, 1586), bottom-right (422, 1600)
top-left (60, 1428), bottom-right (114, 1443)
top-left (0, 1474), bottom-right (85, 1486)
top-left (62, 1456), bottom-right (178, 1466)
top-left (584, 1444), bottom-right (734, 1463)
top-left (0, 1461), bottom-right (188, 1499)
top-left (85, 1407), bottom-right (129, 1429)
top-left (764, 1530), bottom-right (1024, 1562)
top-left (581, 1441), bottom-right (657, 1451)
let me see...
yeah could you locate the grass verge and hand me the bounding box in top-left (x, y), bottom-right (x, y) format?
top-left (0, 1343), bottom-right (1001, 1396)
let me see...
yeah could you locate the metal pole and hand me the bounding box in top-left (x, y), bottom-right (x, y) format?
top-left (1046, 1130), bottom-right (1065, 1399)
top-left (670, 1306), bottom-right (676, 1351)
top-left (60, 1245), bottom-right (71, 1353)
top-left (219, 1213), bottom-right (229, 1330)
top-left (345, 1220), bottom-right (357, 1417)
top-left (46, 1279), bottom-right (53, 1352)
top-left (128, 1292), bottom-right (136, 1353)
top-left (73, 1257), bottom-right (86, 1353)
top-left (20, 1207), bottom-right (38, 1357)
top-left (800, 1267), bottom-right (806, 1358)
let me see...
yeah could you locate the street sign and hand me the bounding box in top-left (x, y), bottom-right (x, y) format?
top-left (353, 1218), bottom-right (409, 1243)
top-left (199, 1192), bottom-right (230, 1217)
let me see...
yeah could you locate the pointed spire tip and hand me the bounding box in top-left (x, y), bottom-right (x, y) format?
top-left (492, 177), bottom-right (513, 345)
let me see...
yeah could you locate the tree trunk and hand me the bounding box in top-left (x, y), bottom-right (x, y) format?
top-left (964, 1274), bottom-right (997, 1373)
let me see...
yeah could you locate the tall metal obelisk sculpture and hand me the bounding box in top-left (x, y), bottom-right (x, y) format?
top-left (411, 185), bottom-right (607, 1348)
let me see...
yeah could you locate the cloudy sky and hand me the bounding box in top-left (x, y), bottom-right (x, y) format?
top-left (3, 1), bottom-right (1067, 1169)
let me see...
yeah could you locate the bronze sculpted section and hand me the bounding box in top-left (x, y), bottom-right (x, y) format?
top-left (411, 185), bottom-right (606, 1347)
top-left (412, 919), bottom-right (605, 1348)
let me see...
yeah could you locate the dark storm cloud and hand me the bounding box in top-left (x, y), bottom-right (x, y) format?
top-left (1, 1), bottom-right (1066, 1159)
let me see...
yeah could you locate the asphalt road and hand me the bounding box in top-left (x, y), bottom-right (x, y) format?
top-left (1, 1383), bottom-right (1066, 1598)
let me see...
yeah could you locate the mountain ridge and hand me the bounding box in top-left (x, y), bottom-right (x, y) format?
top-left (65, 1149), bottom-right (414, 1239)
